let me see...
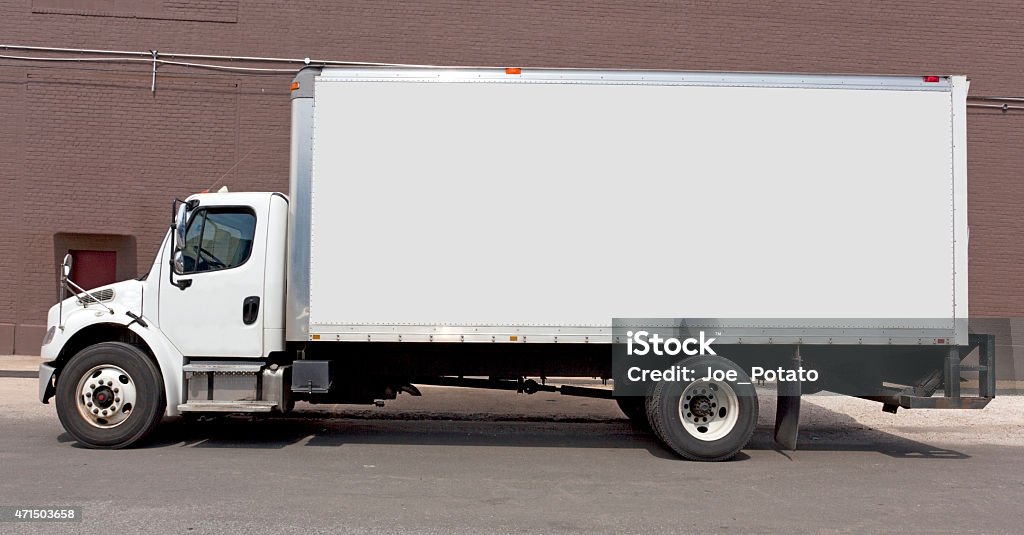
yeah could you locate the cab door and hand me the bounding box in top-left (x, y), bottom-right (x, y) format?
top-left (159, 201), bottom-right (267, 357)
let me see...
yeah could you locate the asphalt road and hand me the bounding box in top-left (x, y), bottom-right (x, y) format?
top-left (0, 375), bottom-right (1022, 534)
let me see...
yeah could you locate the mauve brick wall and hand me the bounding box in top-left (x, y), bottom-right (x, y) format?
top-left (1, 1), bottom-right (1022, 353)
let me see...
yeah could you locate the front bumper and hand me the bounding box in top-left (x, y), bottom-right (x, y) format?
top-left (39, 362), bottom-right (57, 404)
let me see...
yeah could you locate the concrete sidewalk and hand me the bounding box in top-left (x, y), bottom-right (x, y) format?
top-left (0, 355), bottom-right (41, 376)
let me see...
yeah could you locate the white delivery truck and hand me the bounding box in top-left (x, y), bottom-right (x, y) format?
top-left (39, 66), bottom-right (995, 461)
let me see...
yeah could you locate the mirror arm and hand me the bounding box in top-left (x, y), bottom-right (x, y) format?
top-left (168, 256), bottom-right (192, 291)
top-left (169, 266), bottom-right (192, 290)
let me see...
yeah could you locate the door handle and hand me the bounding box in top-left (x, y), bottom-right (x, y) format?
top-left (242, 296), bottom-right (260, 325)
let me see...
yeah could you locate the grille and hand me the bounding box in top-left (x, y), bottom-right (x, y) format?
top-left (77, 288), bottom-right (114, 304)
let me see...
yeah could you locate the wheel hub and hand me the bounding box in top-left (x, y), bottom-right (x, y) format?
top-left (75, 364), bottom-right (137, 429)
top-left (678, 379), bottom-right (740, 442)
top-left (93, 386), bottom-right (115, 409)
top-left (689, 395), bottom-right (713, 418)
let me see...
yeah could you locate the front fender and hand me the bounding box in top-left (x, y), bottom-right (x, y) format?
top-left (42, 305), bottom-right (184, 417)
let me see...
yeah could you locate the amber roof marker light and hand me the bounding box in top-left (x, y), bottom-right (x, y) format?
top-left (290, 81), bottom-right (300, 92)
top-left (505, 67), bottom-right (522, 75)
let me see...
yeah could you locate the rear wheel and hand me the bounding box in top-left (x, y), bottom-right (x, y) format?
top-left (646, 355), bottom-right (758, 461)
top-left (56, 342), bottom-right (165, 448)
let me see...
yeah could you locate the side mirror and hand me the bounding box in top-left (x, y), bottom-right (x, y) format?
top-left (61, 253), bottom-right (73, 281)
top-left (174, 202), bottom-right (189, 252)
top-left (172, 249), bottom-right (186, 274)
top-left (168, 198), bottom-right (197, 290)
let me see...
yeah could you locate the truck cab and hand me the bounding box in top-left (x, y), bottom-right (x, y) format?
top-left (160, 192), bottom-right (288, 359)
top-left (39, 192), bottom-right (288, 446)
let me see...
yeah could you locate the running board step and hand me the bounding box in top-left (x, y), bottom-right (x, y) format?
top-left (177, 401), bottom-right (278, 413)
top-left (183, 361), bottom-right (264, 373)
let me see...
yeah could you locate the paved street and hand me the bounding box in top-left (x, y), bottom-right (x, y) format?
top-left (0, 365), bottom-right (1022, 534)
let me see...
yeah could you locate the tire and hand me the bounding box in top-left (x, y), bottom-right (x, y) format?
top-left (616, 396), bottom-right (651, 432)
top-left (55, 342), bottom-right (166, 448)
top-left (646, 355), bottom-right (758, 461)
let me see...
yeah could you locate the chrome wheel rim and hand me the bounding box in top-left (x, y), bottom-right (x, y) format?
top-left (75, 364), bottom-right (137, 429)
top-left (678, 379), bottom-right (739, 441)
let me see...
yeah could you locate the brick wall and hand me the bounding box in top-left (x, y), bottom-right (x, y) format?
top-left (1, 1), bottom-right (1023, 353)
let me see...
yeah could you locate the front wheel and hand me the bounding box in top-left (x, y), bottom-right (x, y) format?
top-left (55, 342), bottom-right (166, 448)
top-left (646, 355), bottom-right (758, 461)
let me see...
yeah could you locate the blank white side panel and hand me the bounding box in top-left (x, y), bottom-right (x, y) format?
top-left (308, 79), bottom-right (955, 329)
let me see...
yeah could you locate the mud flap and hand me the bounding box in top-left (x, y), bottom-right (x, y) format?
top-left (773, 347), bottom-right (802, 450)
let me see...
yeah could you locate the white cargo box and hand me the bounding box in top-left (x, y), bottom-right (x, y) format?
top-left (287, 68), bottom-right (968, 344)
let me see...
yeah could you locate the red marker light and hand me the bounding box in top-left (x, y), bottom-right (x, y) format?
top-left (923, 76), bottom-right (941, 83)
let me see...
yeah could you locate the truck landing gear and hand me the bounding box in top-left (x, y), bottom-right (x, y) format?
top-left (646, 355), bottom-right (758, 461)
top-left (56, 342), bottom-right (165, 449)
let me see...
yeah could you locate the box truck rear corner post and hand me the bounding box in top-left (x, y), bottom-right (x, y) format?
top-left (37, 66), bottom-right (995, 461)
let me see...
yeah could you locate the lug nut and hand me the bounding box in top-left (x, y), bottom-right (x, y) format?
top-left (85, 392), bottom-right (91, 398)
top-left (93, 409), bottom-right (99, 414)
top-left (87, 402), bottom-right (93, 407)
top-left (113, 388), bottom-right (119, 393)
top-left (102, 410), bottom-right (108, 416)
top-left (89, 384), bottom-right (96, 389)
top-left (115, 398), bottom-right (120, 403)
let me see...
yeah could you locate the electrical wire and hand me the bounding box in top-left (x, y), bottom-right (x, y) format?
top-left (205, 143), bottom-right (265, 193)
top-left (0, 43), bottom-right (462, 69)
top-left (968, 96), bottom-right (1024, 102)
top-left (0, 53), bottom-right (300, 73)
top-left (967, 103), bottom-right (1024, 111)
top-left (3, 44), bottom-right (1024, 104)
top-left (0, 60), bottom-right (290, 86)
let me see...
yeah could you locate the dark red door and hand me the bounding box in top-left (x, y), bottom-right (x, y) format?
top-left (70, 250), bottom-right (117, 290)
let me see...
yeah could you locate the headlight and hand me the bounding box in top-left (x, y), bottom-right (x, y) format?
top-left (42, 326), bottom-right (57, 346)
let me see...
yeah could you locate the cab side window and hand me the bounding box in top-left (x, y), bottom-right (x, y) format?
top-left (180, 208), bottom-right (257, 274)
